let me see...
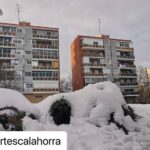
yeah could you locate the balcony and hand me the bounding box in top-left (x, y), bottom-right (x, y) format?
top-left (116, 47), bottom-right (134, 51)
top-left (0, 43), bottom-right (15, 48)
top-left (120, 82), bottom-right (138, 86)
top-left (0, 32), bottom-right (16, 36)
top-left (1, 65), bottom-right (14, 70)
top-left (84, 72), bottom-right (105, 77)
top-left (33, 66), bottom-right (59, 70)
top-left (33, 34), bottom-right (58, 40)
top-left (81, 44), bottom-right (104, 50)
top-left (119, 64), bottom-right (136, 69)
top-left (122, 91), bottom-right (139, 96)
top-left (33, 44), bottom-right (58, 49)
top-left (33, 77), bottom-right (59, 81)
top-left (33, 55), bottom-right (58, 59)
top-left (83, 63), bottom-right (106, 68)
top-left (119, 73), bottom-right (137, 78)
top-left (83, 52), bottom-right (105, 58)
top-left (0, 53), bottom-right (15, 58)
top-left (117, 55), bottom-right (135, 60)
top-left (33, 88), bottom-right (59, 93)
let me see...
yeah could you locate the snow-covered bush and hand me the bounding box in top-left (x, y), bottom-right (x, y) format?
top-left (38, 81), bottom-right (140, 134)
top-left (0, 82), bottom-right (141, 134)
top-left (0, 88), bottom-right (39, 130)
top-left (49, 97), bottom-right (71, 125)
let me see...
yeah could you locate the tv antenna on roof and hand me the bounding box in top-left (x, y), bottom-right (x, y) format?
top-left (98, 18), bottom-right (101, 34)
top-left (16, 3), bottom-right (21, 22)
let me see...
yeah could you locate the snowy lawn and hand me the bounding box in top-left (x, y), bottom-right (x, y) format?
top-left (0, 82), bottom-right (150, 150)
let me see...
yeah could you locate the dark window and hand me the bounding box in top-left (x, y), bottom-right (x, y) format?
top-left (25, 72), bottom-right (31, 76)
top-left (26, 84), bottom-right (32, 88)
top-left (93, 41), bottom-right (98, 45)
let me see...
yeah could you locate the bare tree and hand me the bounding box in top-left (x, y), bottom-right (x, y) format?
top-left (137, 66), bottom-right (150, 103)
top-left (60, 75), bottom-right (72, 93)
top-left (0, 60), bottom-right (21, 90)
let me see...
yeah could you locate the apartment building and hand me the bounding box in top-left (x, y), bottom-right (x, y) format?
top-left (71, 35), bottom-right (139, 103)
top-left (0, 21), bottom-right (60, 102)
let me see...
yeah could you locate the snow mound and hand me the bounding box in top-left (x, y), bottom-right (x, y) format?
top-left (0, 88), bottom-right (39, 115)
top-left (1, 82), bottom-right (149, 149)
top-left (38, 81), bottom-right (137, 129)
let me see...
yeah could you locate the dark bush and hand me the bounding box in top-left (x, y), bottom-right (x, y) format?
top-left (121, 105), bottom-right (142, 122)
top-left (108, 105), bottom-right (141, 135)
top-left (108, 112), bottom-right (128, 135)
top-left (0, 106), bottom-right (38, 131)
top-left (50, 97), bottom-right (71, 125)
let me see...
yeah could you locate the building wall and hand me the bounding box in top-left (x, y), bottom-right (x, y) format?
top-left (71, 36), bottom-right (84, 91)
top-left (0, 21), bottom-right (60, 103)
top-left (71, 35), bottom-right (139, 103)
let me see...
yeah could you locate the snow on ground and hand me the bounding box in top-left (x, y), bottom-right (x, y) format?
top-left (0, 88), bottom-right (39, 115)
top-left (1, 82), bottom-right (150, 149)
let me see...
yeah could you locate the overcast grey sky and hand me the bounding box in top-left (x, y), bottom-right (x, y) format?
top-left (0, 0), bottom-right (150, 77)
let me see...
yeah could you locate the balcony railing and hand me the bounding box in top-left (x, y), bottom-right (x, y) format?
top-left (117, 55), bottom-right (135, 59)
top-left (119, 65), bottom-right (136, 68)
top-left (1, 66), bottom-right (14, 69)
top-left (33, 88), bottom-right (59, 92)
top-left (119, 73), bottom-right (137, 77)
top-left (116, 47), bottom-right (134, 50)
top-left (33, 77), bottom-right (59, 80)
top-left (0, 32), bottom-right (16, 36)
top-left (33, 55), bottom-right (58, 59)
top-left (33, 66), bottom-right (59, 70)
top-left (81, 44), bottom-right (104, 49)
top-left (122, 91), bottom-right (139, 95)
top-left (120, 82), bottom-right (138, 86)
top-left (83, 63), bottom-right (106, 67)
top-left (33, 34), bottom-right (58, 39)
top-left (0, 43), bottom-right (15, 47)
top-left (83, 53), bottom-right (105, 57)
top-left (84, 72), bottom-right (105, 76)
top-left (33, 44), bottom-right (58, 49)
top-left (0, 54), bottom-right (15, 58)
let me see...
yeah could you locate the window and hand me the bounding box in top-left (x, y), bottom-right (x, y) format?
top-left (83, 57), bottom-right (89, 63)
top-left (32, 40), bottom-right (36, 45)
top-left (52, 71), bottom-right (58, 77)
top-left (17, 28), bottom-right (23, 34)
top-left (26, 51), bottom-right (31, 54)
top-left (100, 59), bottom-right (105, 64)
top-left (26, 84), bottom-right (32, 88)
top-left (25, 72), bottom-right (31, 76)
top-left (93, 41), bottom-right (98, 45)
top-left (13, 39), bottom-right (23, 44)
top-left (11, 27), bottom-right (16, 33)
top-left (119, 42), bottom-right (129, 48)
top-left (125, 43), bottom-right (129, 48)
top-left (84, 67), bottom-right (90, 73)
top-left (3, 27), bottom-right (10, 32)
top-left (17, 51), bottom-right (21, 54)
top-left (15, 59), bottom-right (19, 65)
top-left (26, 60), bottom-right (31, 64)
top-left (0, 27), bottom-right (2, 32)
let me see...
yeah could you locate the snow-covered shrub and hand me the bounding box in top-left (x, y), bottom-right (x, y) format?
top-left (49, 97), bottom-right (71, 125)
top-left (0, 82), bottom-right (141, 134)
top-left (0, 88), bottom-right (39, 130)
top-left (122, 104), bottom-right (141, 121)
top-left (0, 106), bottom-right (25, 130)
top-left (38, 81), bottom-right (141, 134)
top-left (0, 106), bottom-right (38, 131)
